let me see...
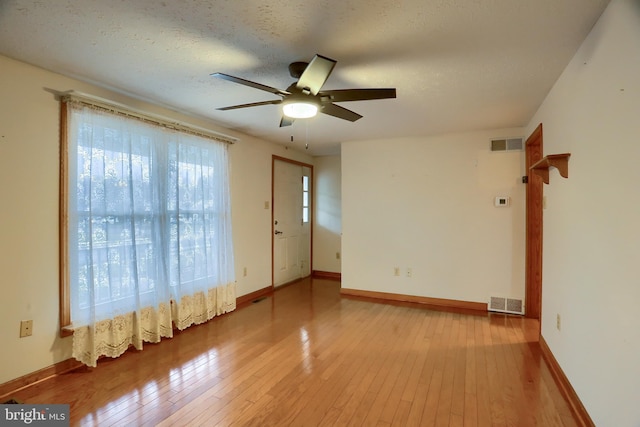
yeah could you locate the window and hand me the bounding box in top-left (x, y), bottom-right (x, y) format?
top-left (60, 98), bottom-right (236, 366)
top-left (302, 175), bottom-right (310, 223)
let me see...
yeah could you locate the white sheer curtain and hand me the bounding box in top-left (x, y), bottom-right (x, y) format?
top-left (66, 102), bottom-right (235, 367)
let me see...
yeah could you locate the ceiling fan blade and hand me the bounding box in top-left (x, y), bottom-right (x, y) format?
top-left (279, 116), bottom-right (295, 127)
top-left (217, 100), bottom-right (282, 111)
top-left (321, 103), bottom-right (363, 122)
top-left (211, 73), bottom-right (289, 96)
top-left (320, 88), bottom-right (397, 103)
top-left (296, 54), bottom-right (336, 96)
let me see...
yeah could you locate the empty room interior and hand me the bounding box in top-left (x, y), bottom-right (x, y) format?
top-left (0, 0), bottom-right (638, 425)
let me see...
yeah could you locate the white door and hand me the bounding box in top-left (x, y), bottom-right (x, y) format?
top-left (273, 159), bottom-right (311, 287)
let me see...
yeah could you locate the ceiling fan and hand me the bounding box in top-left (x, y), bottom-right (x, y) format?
top-left (211, 54), bottom-right (396, 127)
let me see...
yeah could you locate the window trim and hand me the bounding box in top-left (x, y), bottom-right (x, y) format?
top-left (59, 101), bottom-right (72, 337)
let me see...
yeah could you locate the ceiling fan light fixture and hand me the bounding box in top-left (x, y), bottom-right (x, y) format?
top-left (282, 102), bottom-right (318, 119)
top-left (213, 54), bottom-right (396, 127)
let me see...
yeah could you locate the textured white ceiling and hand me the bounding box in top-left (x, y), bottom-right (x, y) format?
top-left (0, 0), bottom-right (610, 155)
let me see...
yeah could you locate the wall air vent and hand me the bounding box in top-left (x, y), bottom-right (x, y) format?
top-left (491, 137), bottom-right (524, 152)
top-left (489, 296), bottom-right (524, 315)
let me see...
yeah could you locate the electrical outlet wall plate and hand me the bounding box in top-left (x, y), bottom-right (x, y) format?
top-left (19, 320), bottom-right (33, 337)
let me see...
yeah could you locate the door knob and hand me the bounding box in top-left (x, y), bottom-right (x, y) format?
top-left (275, 230), bottom-right (283, 235)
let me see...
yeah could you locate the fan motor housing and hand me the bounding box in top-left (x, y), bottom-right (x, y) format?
top-left (288, 61), bottom-right (309, 79)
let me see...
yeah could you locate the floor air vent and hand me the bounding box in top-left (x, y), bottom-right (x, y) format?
top-left (489, 296), bottom-right (524, 315)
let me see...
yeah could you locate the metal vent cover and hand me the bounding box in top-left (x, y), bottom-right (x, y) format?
top-left (506, 298), bottom-right (523, 314)
top-left (491, 137), bottom-right (523, 152)
top-left (489, 296), bottom-right (524, 315)
top-left (490, 296), bottom-right (506, 311)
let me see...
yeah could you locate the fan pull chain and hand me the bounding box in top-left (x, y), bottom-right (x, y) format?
top-left (305, 121), bottom-right (309, 150)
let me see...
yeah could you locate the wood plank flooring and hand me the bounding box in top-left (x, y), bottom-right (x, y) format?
top-left (9, 278), bottom-right (577, 426)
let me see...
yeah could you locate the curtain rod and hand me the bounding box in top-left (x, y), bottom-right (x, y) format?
top-left (58, 90), bottom-right (238, 145)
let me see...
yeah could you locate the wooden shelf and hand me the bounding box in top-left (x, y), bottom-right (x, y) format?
top-left (530, 153), bottom-right (571, 184)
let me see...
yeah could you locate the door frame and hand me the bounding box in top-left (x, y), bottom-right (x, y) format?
top-left (525, 123), bottom-right (544, 320)
top-left (271, 155), bottom-right (314, 288)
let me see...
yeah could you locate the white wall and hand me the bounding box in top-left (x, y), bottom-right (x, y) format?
top-left (525, 1), bottom-right (640, 425)
top-left (341, 129), bottom-right (525, 303)
top-left (230, 143), bottom-right (311, 297)
top-left (0, 54), bottom-right (312, 385)
top-left (312, 155), bottom-right (342, 274)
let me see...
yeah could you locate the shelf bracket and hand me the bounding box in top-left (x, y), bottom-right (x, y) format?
top-left (530, 153), bottom-right (571, 184)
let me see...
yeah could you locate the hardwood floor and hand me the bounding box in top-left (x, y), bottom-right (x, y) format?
top-left (9, 278), bottom-right (577, 426)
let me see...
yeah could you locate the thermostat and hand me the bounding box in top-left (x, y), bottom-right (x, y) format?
top-left (495, 197), bottom-right (510, 207)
